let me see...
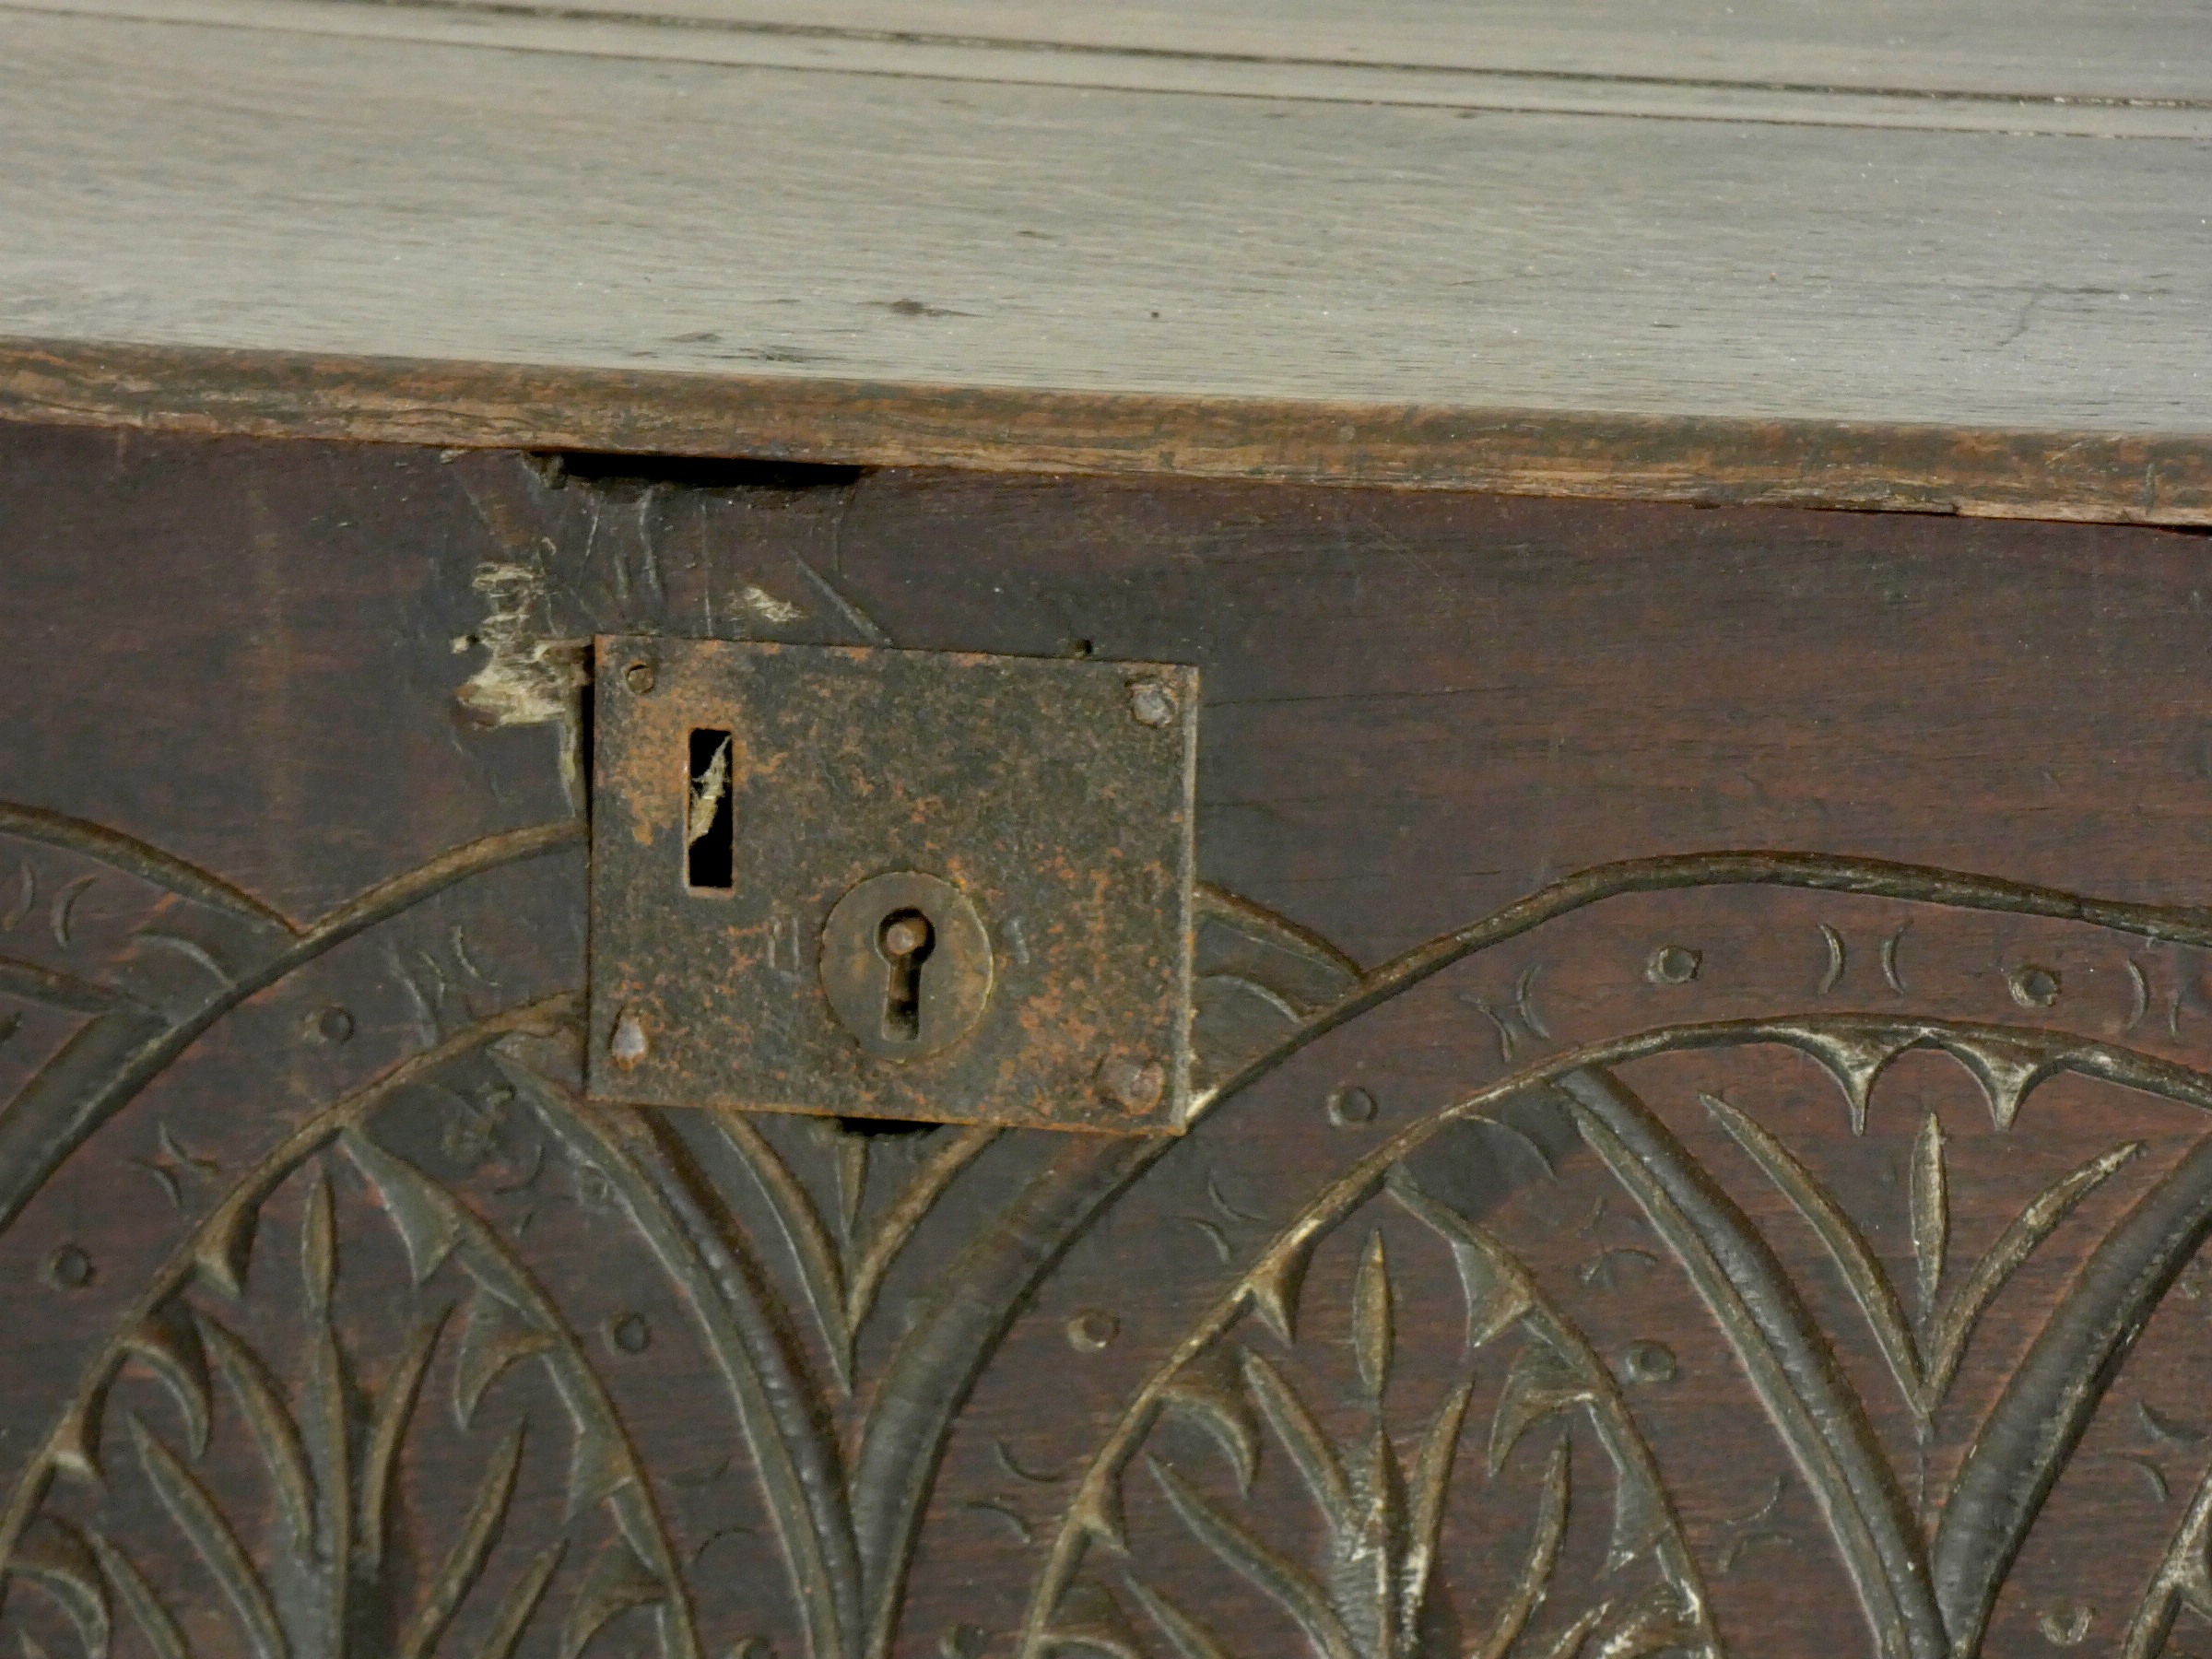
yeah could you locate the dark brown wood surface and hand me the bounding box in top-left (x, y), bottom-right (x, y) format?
top-left (6, 424), bottom-right (2212, 1659)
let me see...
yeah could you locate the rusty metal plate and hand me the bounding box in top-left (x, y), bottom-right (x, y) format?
top-left (586, 638), bottom-right (1197, 1133)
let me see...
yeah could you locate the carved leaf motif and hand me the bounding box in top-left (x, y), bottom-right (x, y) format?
top-left (1238, 1351), bottom-right (1353, 1530)
top-left (454, 1290), bottom-right (557, 1426)
top-left (122, 1303), bottom-right (212, 1460)
top-left (362, 1149), bottom-right (462, 1288)
top-left (1910, 1139), bottom-right (2144, 1425)
top-left (1702, 1093), bottom-right (1928, 1413)
top-left (557, 1532), bottom-right (669, 1659)
top-left (0, 1018), bottom-right (700, 1659)
top-left (1488, 1340), bottom-right (1596, 1477)
top-left (1350, 1233), bottom-right (1393, 1400)
top-left (1584, 1582), bottom-right (1709, 1659)
top-left (2122, 1453), bottom-right (2212, 1658)
top-left (399, 1421), bottom-right (528, 1659)
top-left (1085, 1164), bottom-right (1715, 1659)
top-left (9, 1516), bottom-right (108, 1659)
top-left (197, 1314), bottom-right (318, 1556)
top-left (87, 1531), bottom-right (189, 1659)
top-left (1564, 1072), bottom-right (1939, 1656)
top-left (1124, 1576), bottom-right (1237, 1659)
top-left (129, 1414), bottom-right (288, 1659)
top-left (1247, 1228), bottom-right (1325, 1347)
top-left (1385, 1167), bottom-right (1533, 1351)
top-left (1467, 1440), bottom-right (1569, 1659)
top-left (1353, 1422), bottom-right (1406, 1659)
top-left (1049, 1584), bottom-right (1151, 1659)
top-left (1159, 1353), bottom-right (1261, 1496)
top-left (1705, 1090), bottom-right (2141, 1422)
top-left (706, 1108), bottom-right (853, 1385)
top-left (1188, 886), bottom-right (1361, 1093)
top-left (1147, 1459), bottom-right (1357, 1659)
top-left (476, 1540), bottom-right (570, 1659)
top-left (1910, 1114), bottom-right (1948, 1327)
top-left (359, 1310), bottom-right (450, 1572)
top-left (1397, 1379), bottom-right (1473, 1641)
top-left (301, 1170), bottom-right (337, 1315)
top-left (1526, 1603), bottom-right (1606, 1659)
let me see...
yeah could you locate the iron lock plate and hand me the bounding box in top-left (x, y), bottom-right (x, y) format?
top-left (585, 638), bottom-right (1198, 1133)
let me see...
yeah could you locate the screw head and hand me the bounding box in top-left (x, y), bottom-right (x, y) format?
top-left (1127, 680), bottom-right (1178, 728)
top-left (1096, 1052), bottom-right (1167, 1112)
top-left (624, 661), bottom-right (657, 695)
top-left (610, 1009), bottom-right (651, 1067)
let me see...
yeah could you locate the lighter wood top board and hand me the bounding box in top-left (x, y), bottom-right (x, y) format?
top-left (1, 0), bottom-right (2207, 517)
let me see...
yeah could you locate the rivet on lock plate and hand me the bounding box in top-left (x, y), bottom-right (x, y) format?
top-left (586, 638), bottom-right (1199, 1134)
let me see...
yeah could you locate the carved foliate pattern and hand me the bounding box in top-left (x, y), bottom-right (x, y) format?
top-left (12, 806), bottom-right (2212, 1659)
top-left (1035, 1171), bottom-right (1715, 1659)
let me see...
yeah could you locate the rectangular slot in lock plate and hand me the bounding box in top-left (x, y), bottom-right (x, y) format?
top-left (586, 638), bottom-right (1199, 1134)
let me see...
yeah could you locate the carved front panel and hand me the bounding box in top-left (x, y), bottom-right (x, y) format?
top-left (3, 430), bottom-right (2210, 1659)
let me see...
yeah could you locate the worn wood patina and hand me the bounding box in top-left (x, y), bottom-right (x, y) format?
top-left (4, 2), bottom-right (2211, 1653)
top-left (4, 433), bottom-right (2212, 1658)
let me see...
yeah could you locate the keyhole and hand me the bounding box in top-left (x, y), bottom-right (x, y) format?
top-left (876, 910), bottom-right (935, 1042)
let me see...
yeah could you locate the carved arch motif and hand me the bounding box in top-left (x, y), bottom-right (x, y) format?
top-left (9, 807), bottom-right (2212, 1659)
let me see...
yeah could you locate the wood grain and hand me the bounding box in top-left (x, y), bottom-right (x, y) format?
top-left (1, 1), bottom-right (2208, 521)
top-left (9, 429), bottom-right (2212, 1659)
top-left (16, 0), bottom-right (2212, 133)
top-left (491, 0), bottom-right (2212, 102)
top-left (7, 339), bottom-right (2212, 525)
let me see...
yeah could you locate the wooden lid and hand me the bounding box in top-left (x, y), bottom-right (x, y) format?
top-left (4, 0), bottom-right (2207, 522)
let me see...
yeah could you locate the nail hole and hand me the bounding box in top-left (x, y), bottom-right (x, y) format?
top-left (1067, 1311), bottom-right (1119, 1351)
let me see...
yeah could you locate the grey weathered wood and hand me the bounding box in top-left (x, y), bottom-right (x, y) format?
top-left (4, 4), bottom-right (2206, 423)
top-left (1, 0), bottom-right (2209, 518)
top-left (18, 0), bottom-right (2209, 134)
top-left (407, 0), bottom-right (2212, 103)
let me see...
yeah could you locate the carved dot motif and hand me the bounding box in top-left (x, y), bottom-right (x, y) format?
top-left (1066, 1311), bottom-right (1119, 1352)
top-left (313, 1006), bottom-right (355, 1043)
top-left (2010, 964), bottom-right (2062, 1008)
top-left (940, 1625), bottom-right (987, 1659)
top-left (1618, 1340), bottom-right (1679, 1385)
top-left (45, 1245), bottom-right (93, 1290)
top-left (1326, 1085), bottom-right (1378, 1126)
top-left (1647, 945), bottom-right (1702, 985)
top-left (610, 1312), bottom-right (652, 1354)
top-left (2036, 1604), bottom-right (2094, 1646)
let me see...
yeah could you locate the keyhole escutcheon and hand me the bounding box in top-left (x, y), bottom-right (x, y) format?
top-left (821, 872), bottom-right (993, 1060)
top-left (877, 909), bottom-right (935, 1041)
